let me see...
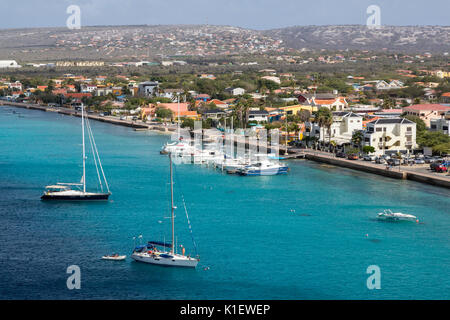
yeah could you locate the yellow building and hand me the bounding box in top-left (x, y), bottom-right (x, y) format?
top-left (279, 104), bottom-right (318, 115)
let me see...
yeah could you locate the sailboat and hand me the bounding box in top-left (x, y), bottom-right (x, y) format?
top-left (41, 105), bottom-right (111, 201)
top-left (131, 153), bottom-right (199, 268)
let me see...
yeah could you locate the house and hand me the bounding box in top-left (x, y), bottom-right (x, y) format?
top-left (298, 93), bottom-right (335, 104)
top-left (312, 97), bottom-right (348, 111)
top-left (64, 93), bottom-right (92, 100)
top-left (248, 110), bottom-right (269, 123)
top-left (159, 88), bottom-right (184, 101)
top-left (403, 104), bottom-right (450, 127)
top-left (138, 81), bottom-right (159, 97)
top-left (208, 99), bottom-right (228, 109)
top-left (430, 111), bottom-right (450, 136)
top-left (224, 87), bottom-right (245, 96)
top-left (261, 76), bottom-right (281, 84)
top-left (8, 81), bottom-right (23, 91)
top-left (157, 102), bottom-right (189, 117)
top-left (279, 104), bottom-right (317, 117)
top-left (441, 92), bottom-right (450, 103)
top-left (81, 84), bottom-right (97, 93)
top-left (194, 94), bottom-right (211, 102)
top-left (175, 111), bottom-right (199, 120)
top-left (202, 109), bottom-right (227, 120)
top-left (95, 87), bottom-right (113, 96)
top-left (363, 118), bottom-right (417, 155)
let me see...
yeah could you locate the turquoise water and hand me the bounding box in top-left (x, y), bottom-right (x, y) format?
top-left (0, 106), bottom-right (449, 300)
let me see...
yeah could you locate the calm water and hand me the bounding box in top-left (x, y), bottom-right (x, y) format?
top-left (0, 106), bottom-right (449, 300)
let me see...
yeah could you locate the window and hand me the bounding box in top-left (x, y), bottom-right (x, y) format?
top-left (406, 127), bottom-right (412, 132)
top-left (376, 127), bottom-right (382, 132)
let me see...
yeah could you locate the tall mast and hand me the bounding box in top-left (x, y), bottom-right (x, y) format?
top-left (81, 105), bottom-right (86, 193)
top-left (177, 95), bottom-right (180, 140)
top-left (170, 153), bottom-right (175, 254)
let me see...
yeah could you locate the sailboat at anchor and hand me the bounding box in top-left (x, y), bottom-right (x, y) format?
top-left (131, 153), bottom-right (199, 268)
top-left (41, 105), bottom-right (111, 201)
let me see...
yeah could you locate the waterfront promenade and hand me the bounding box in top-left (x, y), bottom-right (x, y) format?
top-left (296, 149), bottom-right (450, 189)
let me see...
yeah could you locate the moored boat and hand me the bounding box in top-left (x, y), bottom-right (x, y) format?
top-left (101, 254), bottom-right (126, 261)
top-left (131, 154), bottom-right (199, 268)
top-left (377, 209), bottom-right (418, 222)
top-left (239, 160), bottom-right (289, 176)
top-left (41, 105), bottom-right (111, 201)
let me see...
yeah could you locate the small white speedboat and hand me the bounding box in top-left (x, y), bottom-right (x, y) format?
top-left (101, 254), bottom-right (126, 261)
top-left (377, 209), bottom-right (418, 222)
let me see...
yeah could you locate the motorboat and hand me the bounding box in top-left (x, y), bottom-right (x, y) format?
top-left (101, 254), bottom-right (126, 261)
top-left (377, 209), bottom-right (418, 222)
top-left (239, 160), bottom-right (289, 176)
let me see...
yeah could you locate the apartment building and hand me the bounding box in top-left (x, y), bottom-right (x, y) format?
top-left (305, 112), bottom-right (363, 145)
top-left (363, 118), bottom-right (417, 155)
top-left (430, 111), bottom-right (450, 136)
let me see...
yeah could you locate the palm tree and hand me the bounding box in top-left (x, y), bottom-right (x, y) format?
top-left (315, 107), bottom-right (333, 151)
top-left (351, 130), bottom-right (364, 153)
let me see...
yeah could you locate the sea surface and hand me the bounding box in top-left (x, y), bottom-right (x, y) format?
top-left (0, 106), bottom-right (449, 300)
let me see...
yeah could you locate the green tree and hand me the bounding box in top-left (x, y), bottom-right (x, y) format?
top-left (155, 107), bottom-right (173, 122)
top-left (402, 115), bottom-right (426, 132)
top-left (315, 107), bottom-right (333, 147)
top-left (362, 145), bottom-right (375, 154)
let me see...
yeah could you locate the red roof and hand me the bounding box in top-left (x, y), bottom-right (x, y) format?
top-left (64, 93), bottom-right (92, 99)
top-left (157, 103), bottom-right (189, 114)
top-left (403, 104), bottom-right (450, 112)
top-left (442, 92), bottom-right (450, 97)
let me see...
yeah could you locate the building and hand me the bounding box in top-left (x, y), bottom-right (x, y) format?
top-left (138, 81), bottom-right (159, 97)
top-left (224, 87), bottom-right (245, 96)
top-left (430, 111), bottom-right (450, 136)
top-left (159, 88), bottom-right (184, 101)
top-left (261, 76), bottom-right (281, 84)
top-left (202, 109), bottom-right (227, 120)
top-left (80, 84), bottom-right (97, 93)
top-left (305, 112), bottom-right (363, 145)
top-left (363, 118), bottom-right (417, 155)
top-left (157, 102), bottom-right (189, 116)
top-left (297, 93), bottom-right (348, 111)
top-left (403, 104), bottom-right (450, 127)
top-left (248, 110), bottom-right (269, 123)
top-left (95, 87), bottom-right (113, 96)
top-left (441, 92), bottom-right (450, 104)
top-left (0, 60), bottom-right (21, 68)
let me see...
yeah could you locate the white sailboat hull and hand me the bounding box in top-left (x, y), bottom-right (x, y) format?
top-left (131, 252), bottom-right (198, 268)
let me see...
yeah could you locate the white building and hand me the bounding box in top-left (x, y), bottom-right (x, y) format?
top-left (159, 88), bottom-right (184, 101)
top-left (224, 87), bottom-right (245, 96)
top-left (305, 112), bottom-right (363, 145)
top-left (248, 110), bottom-right (269, 122)
top-left (138, 81), bottom-right (159, 97)
top-left (0, 60), bottom-right (21, 68)
top-left (81, 84), bottom-right (97, 93)
top-left (430, 111), bottom-right (450, 136)
top-left (363, 118), bottom-right (417, 155)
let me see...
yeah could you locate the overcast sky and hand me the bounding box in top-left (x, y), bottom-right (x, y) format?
top-left (1, 0), bottom-right (449, 30)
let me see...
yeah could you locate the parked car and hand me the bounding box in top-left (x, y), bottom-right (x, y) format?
top-left (387, 159), bottom-right (400, 166)
top-left (414, 158), bottom-right (425, 164)
top-left (336, 152), bottom-right (346, 158)
top-left (347, 154), bottom-right (358, 160)
top-left (375, 157), bottom-right (386, 164)
top-left (424, 156), bottom-right (434, 163)
top-left (363, 155), bottom-right (376, 161)
top-left (430, 162), bottom-right (448, 173)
